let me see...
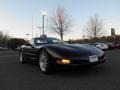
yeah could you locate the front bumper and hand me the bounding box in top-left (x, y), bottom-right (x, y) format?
top-left (55, 55), bottom-right (106, 66)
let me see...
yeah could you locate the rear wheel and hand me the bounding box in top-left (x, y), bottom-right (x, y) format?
top-left (39, 49), bottom-right (53, 74)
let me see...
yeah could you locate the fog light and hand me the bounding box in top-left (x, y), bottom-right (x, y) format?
top-left (62, 59), bottom-right (70, 64)
top-left (56, 59), bottom-right (70, 64)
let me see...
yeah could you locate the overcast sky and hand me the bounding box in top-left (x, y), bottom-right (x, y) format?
top-left (0, 0), bottom-right (120, 40)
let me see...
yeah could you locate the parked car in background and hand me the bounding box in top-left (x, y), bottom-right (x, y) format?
top-left (91, 42), bottom-right (109, 50)
top-left (0, 47), bottom-right (9, 51)
top-left (105, 42), bottom-right (115, 49)
top-left (112, 41), bottom-right (120, 48)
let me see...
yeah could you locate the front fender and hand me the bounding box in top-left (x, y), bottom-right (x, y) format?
top-left (41, 47), bottom-right (63, 59)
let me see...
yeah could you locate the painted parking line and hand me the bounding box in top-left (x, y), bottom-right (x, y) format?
top-left (0, 55), bottom-right (19, 57)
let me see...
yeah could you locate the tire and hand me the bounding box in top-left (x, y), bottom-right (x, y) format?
top-left (39, 49), bottom-right (53, 74)
top-left (19, 51), bottom-right (25, 64)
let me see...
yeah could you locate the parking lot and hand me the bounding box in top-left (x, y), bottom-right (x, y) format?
top-left (0, 49), bottom-right (120, 90)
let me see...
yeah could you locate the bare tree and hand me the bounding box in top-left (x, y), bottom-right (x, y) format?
top-left (49, 6), bottom-right (72, 40)
top-left (84, 15), bottom-right (104, 38)
top-left (0, 31), bottom-right (11, 47)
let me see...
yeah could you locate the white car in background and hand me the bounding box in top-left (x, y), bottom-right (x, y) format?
top-left (92, 42), bottom-right (109, 50)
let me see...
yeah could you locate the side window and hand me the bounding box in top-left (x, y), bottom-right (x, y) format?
top-left (35, 39), bottom-right (44, 45)
top-left (29, 39), bottom-right (35, 45)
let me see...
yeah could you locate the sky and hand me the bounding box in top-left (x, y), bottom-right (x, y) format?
top-left (0, 0), bottom-right (120, 40)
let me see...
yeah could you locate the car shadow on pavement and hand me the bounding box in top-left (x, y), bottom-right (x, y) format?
top-left (52, 64), bottom-right (108, 77)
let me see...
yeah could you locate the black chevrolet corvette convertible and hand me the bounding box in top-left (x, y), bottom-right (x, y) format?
top-left (19, 37), bottom-right (106, 74)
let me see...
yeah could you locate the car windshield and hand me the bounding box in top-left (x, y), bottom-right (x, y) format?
top-left (35, 38), bottom-right (67, 45)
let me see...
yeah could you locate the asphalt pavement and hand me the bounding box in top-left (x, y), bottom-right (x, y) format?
top-left (0, 50), bottom-right (120, 90)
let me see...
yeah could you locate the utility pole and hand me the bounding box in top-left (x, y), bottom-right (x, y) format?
top-left (42, 12), bottom-right (46, 36)
top-left (32, 15), bottom-right (33, 38)
top-left (37, 26), bottom-right (42, 37)
top-left (25, 34), bottom-right (30, 41)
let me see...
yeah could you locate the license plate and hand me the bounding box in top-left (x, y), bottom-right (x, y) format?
top-left (89, 55), bottom-right (98, 62)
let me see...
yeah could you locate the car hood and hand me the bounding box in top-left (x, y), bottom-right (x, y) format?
top-left (43, 44), bottom-right (104, 59)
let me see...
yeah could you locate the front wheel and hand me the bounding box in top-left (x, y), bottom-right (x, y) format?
top-left (19, 51), bottom-right (25, 64)
top-left (39, 49), bottom-right (53, 74)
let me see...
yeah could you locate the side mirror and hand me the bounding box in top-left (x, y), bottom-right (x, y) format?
top-left (25, 42), bottom-right (30, 46)
top-left (25, 42), bottom-right (34, 48)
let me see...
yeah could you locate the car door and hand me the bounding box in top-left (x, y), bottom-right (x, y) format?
top-left (22, 39), bottom-right (38, 61)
